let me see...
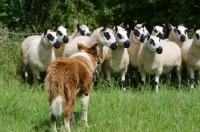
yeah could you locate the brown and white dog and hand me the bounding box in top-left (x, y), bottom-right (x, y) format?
top-left (45, 43), bottom-right (101, 132)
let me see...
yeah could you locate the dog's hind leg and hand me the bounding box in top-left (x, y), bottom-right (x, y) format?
top-left (64, 96), bottom-right (76, 132)
top-left (81, 94), bottom-right (89, 127)
top-left (50, 113), bottom-right (57, 132)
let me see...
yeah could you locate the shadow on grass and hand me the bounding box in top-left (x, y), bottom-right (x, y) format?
top-left (32, 111), bottom-right (82, 132)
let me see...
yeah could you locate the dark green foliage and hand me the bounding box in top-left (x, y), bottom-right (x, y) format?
top-left (0, 0), bottom-right (200, 36)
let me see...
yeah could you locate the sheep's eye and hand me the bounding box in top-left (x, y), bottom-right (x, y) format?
top-left (57, 30), bottom-right (62, 36)
top-left (80, 29), bottom-right (85, 36)
top-left (177, 30), bottom-right (181, 35)
top-left (154, 29), bottom-right (158, 33)
top-left (117, 33), bottom-right (122, 39)
top-left (149, 39), bottom-right (155, 46)
top-left (196, 33), bottom-right (199, 40)
top-left (185, 30), bottom-right (188, 34)
top-left (134, 29), bottom-right (140, 37)
top-left (104, 32), bottom-right (110, 40)
top-left (47, 34), bottom-right (54, 41)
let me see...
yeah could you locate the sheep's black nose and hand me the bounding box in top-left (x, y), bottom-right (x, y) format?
top-left (180, 35), bottom-right (186, 42)
top-left (110, 42), bottom-right (118, 50)
top-left (53, 40), bottom-right (60, 49)
top-left (63, 36), bottom-right (69, 43)
top-left (124, 40), bottom-right (130, 48)
top-left (140, 34), bottom-right (145, 43)
top-left (157, 33), bottom-right (165, 39)
top-left (156, 46), bottom-right (163, 54)
top-left (86, 33), bottom-right (91, 36)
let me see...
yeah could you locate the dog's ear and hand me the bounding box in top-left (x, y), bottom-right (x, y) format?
top-left (77, 43), bottom-right (86, 51)
top-left (90, 43), bottom-right (99, 51)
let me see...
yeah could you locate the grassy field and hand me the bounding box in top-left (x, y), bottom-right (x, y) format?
top-left (1, 43), bottom-right (200, 132)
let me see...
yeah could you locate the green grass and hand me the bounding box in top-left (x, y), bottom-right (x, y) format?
top-left (1, 43), bottom-right (200, 132)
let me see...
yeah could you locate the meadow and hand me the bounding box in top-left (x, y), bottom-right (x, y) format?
top-left (1, 43), bottom-right (200, 132)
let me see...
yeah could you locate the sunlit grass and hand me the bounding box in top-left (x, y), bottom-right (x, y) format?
top-left (1, 44), bottom-right (200, 131)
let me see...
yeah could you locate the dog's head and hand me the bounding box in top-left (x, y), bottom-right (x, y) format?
top-left (77, 43), bottom-right (102, 65)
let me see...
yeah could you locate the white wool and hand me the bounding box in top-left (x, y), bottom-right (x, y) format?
top-left (138, 36), bottom-right (182, 92)
top-left (51, 95), bottom-right (63, 116)
top-left (27, 31), bottom-right (58, 82)
top-left (102, 26), bottom-right (130, 90)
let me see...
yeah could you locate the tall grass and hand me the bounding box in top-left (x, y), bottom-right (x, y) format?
top-left (0, 43), bottom-right (200, 132)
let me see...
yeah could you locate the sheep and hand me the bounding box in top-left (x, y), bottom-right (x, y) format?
top-left (63, 26), bottom-right (117, 85)
top-left (21, 26), bottom-right (68, 80)
top-left (182, 26), bottom-right (200, 89)
top-left (102, 25), bottom-right (130, 91)
top-left (27, 29), bottom-right (60, 82)
top-left (151, 24), bottom-right (165, 39)
top-left (53, 26), bottom-right (69, 58)
top-left (167, 23), bottom-right (193, 83)
top-left (167, 23), bottom-right (192, 47)
top-left (127, 21), bottom-right (150, 87)
top-left (137, 36), bottom-right (182, 92)
top-left (21, 35), bottom-right (41, 80)
top-left (60, 24), bottom-right (91, 57)
top-left (68, 24), bottom-right (91, 42)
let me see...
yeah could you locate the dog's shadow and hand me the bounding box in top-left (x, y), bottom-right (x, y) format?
top-left (33, 111), bottom-right (82, 131)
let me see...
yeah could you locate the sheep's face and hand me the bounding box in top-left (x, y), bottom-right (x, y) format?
top-left (100, 27), bottom-right (117, 50)
top-left (113, 26), bottom-right (130, 48)
top-left (151, 25), bottom-right (165, 39)
top-left (79, 25), bottom-right (91, 36)
top-left (132, 24), bottom-right (149, 43)
top-left (175, 25), bottom-right (188, 42)
top-left (194, 30), bottom-right (200, 45)
top-left (57, 26), bottom-right (69, 43)
top-left (146, 36), bottom-right (162, 54)
top-left (44, 31), bottom-right (60, 49)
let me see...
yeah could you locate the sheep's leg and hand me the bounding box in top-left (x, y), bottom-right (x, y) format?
top-left (155, 75), bottom-right (160, 93)
top-left (81, 94), bottom-right (89, 127)
top-left (121, 71), bottom-right (126, 91)
top-left (50, 113), bottom-right (57, 132)
top-left (189, 68), bottom-right (195, 89)
top-left (140, 71), bottom-right (146, 91)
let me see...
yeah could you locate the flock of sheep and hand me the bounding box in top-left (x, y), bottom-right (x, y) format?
top-left (21, 21), bottom-right (200, 92)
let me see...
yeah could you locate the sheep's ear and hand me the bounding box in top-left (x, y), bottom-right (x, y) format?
top-left (125, 24), bottom-right (129, 31)
top-left (141, 21), bottom-right (146, 27)
top-left (114, 25), bottom-right (118, 33)
top-left (162, 24), bottom-right (165, 28)
top-left (101, 23), bottom-right (107, 31)
top-left (119, 22), bottom-right (124, 28)
top-left (194, 25), bottom-right (197, 32)
top-left (133, 20), bottom-right (137, 27)
top-left (44, 29), bottom-right (48, 35)
top-left (152, 26), bottom-right (155, 31)
top-left (77, 24), bottom-right (80, 31)
top-left (168, 23), bottom-right (173, 30)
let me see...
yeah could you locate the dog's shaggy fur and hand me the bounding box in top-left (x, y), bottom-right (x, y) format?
top-left (45, 43), bottom-right (101, 132)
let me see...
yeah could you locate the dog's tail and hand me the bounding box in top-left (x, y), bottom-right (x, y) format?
top-left (50, 95), bottom-right (63, 116)
top-left (45, 75), bottom-right (64, 116)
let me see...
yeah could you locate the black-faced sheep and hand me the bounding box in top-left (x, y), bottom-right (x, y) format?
top-left (127, 21), bottom-right (149, 87)
top-left (27, 30), bottom-right (60, 82)
top-left (102, 25), bottom-right (130, 91)
top-left (138, 36), bottom-right (182, 92)
top-left (182, 26), bottom-right (200, 88)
